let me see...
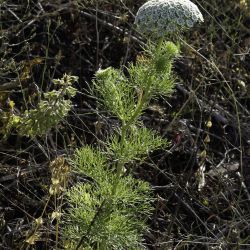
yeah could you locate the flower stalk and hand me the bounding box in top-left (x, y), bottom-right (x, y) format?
top-left (62, 0), bottom-right (204, 249)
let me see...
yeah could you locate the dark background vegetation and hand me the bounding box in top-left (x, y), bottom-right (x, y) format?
top-left (0, 0), bottom-right (249, 249)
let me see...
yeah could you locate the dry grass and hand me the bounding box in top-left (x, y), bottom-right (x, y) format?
top-left (0, 0), bottom-right (249, 249)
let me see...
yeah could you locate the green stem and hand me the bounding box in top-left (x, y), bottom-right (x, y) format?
top-left (111, 75), bottom-right (152, 195)
top-left (156, 37), bottom-right (164, 52)
top-left (111, 123), bottom-right (127, 196)
top-left (95, 39), bottom-right (164, 249)
top-left (111, 38), bottom-right (165, 191)
top-left (124, 37), bottom-right (163, 128)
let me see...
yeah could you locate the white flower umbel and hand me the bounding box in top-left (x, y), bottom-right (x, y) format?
top-left (135, 0), bottom-right (204, 38)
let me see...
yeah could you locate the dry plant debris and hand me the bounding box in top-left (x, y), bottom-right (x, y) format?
top-left (0, 0), bottom-right (250, 249)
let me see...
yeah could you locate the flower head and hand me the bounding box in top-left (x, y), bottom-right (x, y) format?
top-left (135, 0), bottom-right (204, 38)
